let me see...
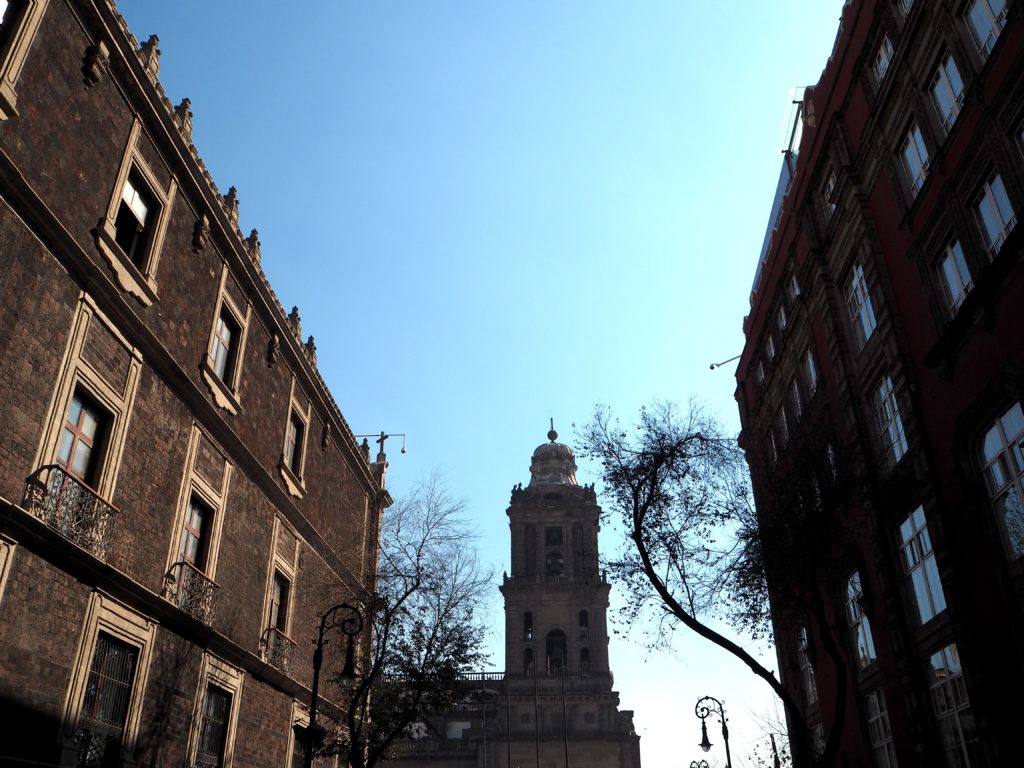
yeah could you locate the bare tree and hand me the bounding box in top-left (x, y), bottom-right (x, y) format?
top-left (323, 474), bottom-right (493, 768)
top-left (577, 400), bottom-right (847, 768)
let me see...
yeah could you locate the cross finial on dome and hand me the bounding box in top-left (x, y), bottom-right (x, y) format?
top-left (547, 417), bottom-right (557, 443)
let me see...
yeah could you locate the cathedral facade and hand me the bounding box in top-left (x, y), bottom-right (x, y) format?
top-left (388, 430), bottom-right (641, 768)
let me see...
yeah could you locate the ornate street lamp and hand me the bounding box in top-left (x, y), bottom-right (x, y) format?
top-left (695, 695), bottom-right (732, 768)
top-left (298, 602), bottom-right (363, 768)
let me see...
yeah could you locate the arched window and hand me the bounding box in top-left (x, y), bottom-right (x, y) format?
top-left (578, 610), bottom-right (589, 639)
top-left (579, 648), bottom-right (590, 675)
top-left (981, 401), bottom-right (1024, 558)
top-left (545, 630), bottom-right (567, 675)
top-left (524, 648), bottom-right (534, 676)
top-left (523, 611), bottom-right (533, 640)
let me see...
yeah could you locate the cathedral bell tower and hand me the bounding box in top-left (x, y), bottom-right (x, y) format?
top-left (500, 425), bottom-right (612, 687)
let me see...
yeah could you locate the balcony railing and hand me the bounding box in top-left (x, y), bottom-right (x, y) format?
top-left (23, 464), bottom-right (119, 558)
top-left (164, 561), bottom-right (219, 626)
top-left (260, 625), bottom-right (296, 674)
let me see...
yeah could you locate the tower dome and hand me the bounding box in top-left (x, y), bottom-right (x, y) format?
top-left (528, 426), bottom-right (578, 487)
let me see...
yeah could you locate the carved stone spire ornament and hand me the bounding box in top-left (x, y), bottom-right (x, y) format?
top-left (223, 186), bottom-right (239, 227)
top-left (191, 214), bottom-right (209, 255)
top-left (321, 421), bottom-right (331, 451)
top-left (288, 306), bottom-right (301, 338)
top-left (139, 34), bottom-right (161, 78)
top-left (174, 97), bottom-right (192, 139)
top-left (245, 229), bottom-right (261, 263)
top-left (305, 335), bottom-right (317, 366)
top-left (82, 41), bottom-right (109, 87)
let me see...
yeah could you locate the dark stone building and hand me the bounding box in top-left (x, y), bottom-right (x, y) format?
top-left (736, 1), bottom-right (1023, 766)
top-left (0, 1), bottom-right (386, 765)
top-left (386, 430), bottom-right (641, 768)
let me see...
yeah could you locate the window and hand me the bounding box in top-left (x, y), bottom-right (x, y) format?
top-left (767, 431), bottom-right (778, 465)
top-left (579, 648), bottom-right (591, 675)
top-left (777, 305), bottom-right (788, 332)
top-left (285, 412), bottom-right (305, 476)
top-left (790, 378), bottom-right (802, 422)
top-left (938, 240), bottom-right (973, 313)
top-left (846, 263), bottom-right (877, 346)
top-left (777, 406), bottom-right (789, 447)
top-left (926, 644), bottom-right (979, 767)
top-left (874, 36), bottom-right (894, 82)
top-left (900, 122), bottom-right (930, 195)
top-left (578, 610), bottom-right (589, 630)
top-left (965, 0), bottom-right (1007, 58)
top-left (788, 273), bottom-right (801, 302)
top-left (823, 167), bottom-right (838, 216)
top-left (930, 53), bottom-right (964, 134)
top-left (981, 401), bottom-right (1024, 559)
top-left (865, 689), bottom-right (898, 768)
top-left (113, 176), bottom-right (154, 268)
top-left (524, 648), bottom-right (534, 675)
top-left (196, 684), bottom-right (232, 768)
top-left (73, 632), bottom-right (138, 767)
top-left (545, 526), bottom-right (563, 546)
top-left (269, 571), bottom-right (290, 632)
top-left (974, 173), bottom-right (1016, 257)
top-left (844, 571), bottom-right (877, 669)
top-left (804, 348), bottom-right (819, 395)
top-left (877, 375), bottom-right (909, 463)
top-left (898, 0), bottom-right (915, 15)
top-left (898, 506), bottom-right (947, 623)
top-left (0, 0), bottom-right (49, 121)
top-left (545, 550), bottom-right (564, 575)
top-left (178, 495), bottom-right (212, 572)
top-left (765, 335), bottom-right (775, 362)
top-left (797, 626), bottom-right (818, 705)
top-left (524, 611), bottom-right (533, 640)
top-left (209, 309), bottom-right (240, 383)
top-left (755, 361), bottom-right (765, 386)
top-left (56, 389), bottom-right (107, 486)
top-left (545, 630), bottom-right (567, 675)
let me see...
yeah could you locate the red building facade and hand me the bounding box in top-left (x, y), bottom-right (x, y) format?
top-left (0, 1), bottom-right (386, 765)
top-left (737, 1), bottom-right (1023, 766)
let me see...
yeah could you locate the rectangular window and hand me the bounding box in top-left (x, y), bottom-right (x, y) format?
top-left (898, 0), bottom-right (915, 15)
top-left (56, 389), bottom-right (107, 486)
top-left (113, 175), bottom-right (154, 268)
top-left (788, 273), bottom-right (801, 302)
top-left (898, 506), bottom-right (947, 623)
top-left (823, 168), bottom-right (838, 216)
top-left (178, 495), bottom-right (211, 571)
top-left (545, 526), bottom-right (564, 546)
top-left (965, 0), bottom-right (1007, 58)
top-left (939, 240), bottom-right (973, 313)
top-left (877, 375), bottom-right (909, 463)
top-left (196, 684), bottom-right (232, 768)
top-left (797, 626), bottom-right (818, 705)
top-left (209, 309), bottom-right (240, 383)
top-left (777, 406), bottom-right (789, 447)
top-left (981, 401), bottom-right (1024, 559)
top-left (755, 361), bottom-right (765, 386)
top-left (777, 305), bottom-right (788, 332)
top-left (846, 263), bottom-right (878, 347)
top-left (865, 689), bottom-right (898, 768)
top-left (285, 412), bottom-right (305, 475)
top-left (804, 348), bottom-right (819, 395)
top-left (790, 378), bottom-right (802, 422)
top-left (74, 632), bottom-right (138, 767)
top-left (768, 431), bottom-right (778, 466)
top-left (765, 335), bottom-right (776, 362)
top-left (926, 644), bottom-right (979, 768)
top-left (901, 123), bottom-right (930, 195)
top-left (975, 173), bottom-right (1016, 257)
top-left (269, 571), bottom-right (290, 632)
top-left (844, 571), bottom-right (877, 669)
top-left (930, 53), bottom-right (965, 134)
top-left (874, 36), bottom-right (894, 82)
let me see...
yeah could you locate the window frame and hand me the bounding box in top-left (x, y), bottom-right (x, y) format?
top-left (877, 374), bottom-right (909, 464)
top-left (930, 51), bottom-right (965, 135)
top-left (864, 689), bottom-right (898, 768)
top-left (93, 119), bottom-right (177, 307)
top-left (938, 239), bottom-right (973, 314)
top-left (974, 173), bottom-right (1016, 258)
top-left (60, 593), bottom-right (155, 766)
top-left (187, 655), bottom-right (244, 768)
top-left (900, 121), bottom-right (930, 196)
top-left (279, 386), bottom-right (311, 498)
top-left (873, 35), bottom-right (894, 83)
top-left (965, 0), bottom-right (1007, 59)
top-left (844, 570), bottom-right (877, 670)
top-left (200, 267), bottom-right (252, 415)
top-left (897, 505), bottom-right (947, 623)
top-left (846, 262), bottom-right (878, 348)
top-left (926, 644), bottom-right (978, 767)
top-left (980, 401), bottom-right (1024, 559)
top-left (0, 0), bottom-right (49, 121)
top-left (804, 348), bottom-right (819, 396)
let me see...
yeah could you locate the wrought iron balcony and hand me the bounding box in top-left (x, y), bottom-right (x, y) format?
top-left (23, 464), bottom-right (119, 558)
top-left (73, 721), bottom-right (124, 767)
top-left (260, 625), bottom-right (296, 674)
top-left (164, 561), bottom-right (219, 626)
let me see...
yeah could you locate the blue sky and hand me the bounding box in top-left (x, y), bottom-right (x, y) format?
top-left (116, 1), bottom-right (846, 764)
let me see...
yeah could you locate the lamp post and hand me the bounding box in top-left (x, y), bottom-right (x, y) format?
top-left (300, 602), bottom-right (363, 768)
top-left (695, 695), bottom-right (732, 768)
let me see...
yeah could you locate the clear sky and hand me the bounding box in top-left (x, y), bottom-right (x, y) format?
top-left (116, 1), bottom-right (845, 765)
